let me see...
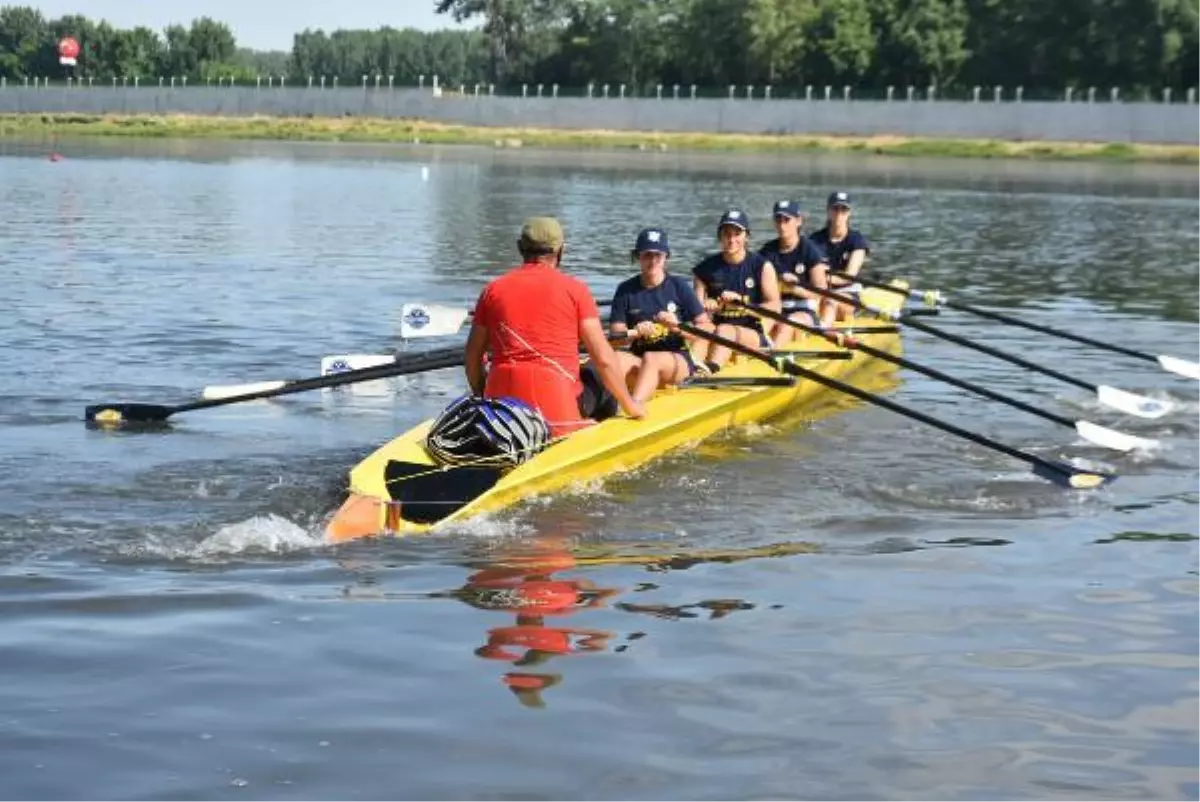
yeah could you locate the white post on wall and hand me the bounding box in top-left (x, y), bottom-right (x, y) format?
top-left (1087, 86), bottom-right (1095, 103)
top-left (843, 85), bottom-right (850, 101)
top-left (690, 84), bottom-right (696, 99)
top-left (656, 83), bottom-right (662, 100)
top-left (746, 85), bottom-right (753, 99)
top-left (805, 85), bottom-right (812, 101)
top-left (587, 82), bottom-right (593, 98)
top-left (972, 85), bottom-right (980, 102)
top-left (673, 84), bottom-right (679, 99)
top-left (1162, 87), bottom-right (1172, 103)
top-left (728, 84), bottom-right (735, 99)
top-left (824, 85), bottom-right (831, 100)
top-left (603, 84), bottom-right (609, 98)
top-left (994, 85), bottom-right (1001, 102)
top-left (906, 85), bottom-right (914, 101)
top-left (1064, 86), bottom-right (1073, 102)
top-left (552, 84), bottom-right (558, 98)
top-left (1016, 86), bottom-right (1023, 102)
top-left (886, 85), bottom-right (893, 101)
top-left (619, 84), bottom-right (626, 98)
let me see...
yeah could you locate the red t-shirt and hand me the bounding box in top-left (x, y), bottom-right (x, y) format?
top-left (474, 262), bottom-right (599, 377)
top-left (473, 262), bottom-right (600, 435)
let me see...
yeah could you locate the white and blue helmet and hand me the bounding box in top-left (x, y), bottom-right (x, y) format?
top-left (426, 395), bottom-right (551, 468)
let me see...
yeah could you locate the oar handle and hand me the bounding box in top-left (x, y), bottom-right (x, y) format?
top-left (809, 284), bottom-right (1098, 393)
top-left (737, 300), bottom-right (1077, 430)
top-left (677, 321), bottom-right (1099, 487)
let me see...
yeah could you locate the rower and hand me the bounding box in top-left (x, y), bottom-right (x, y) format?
top-left (691, 209), bottom-right (783, 372)
top-left (809, 191), bottom-right (871, 322)
top-left (609, 227), bottom-right (714, 402)
top-left (465, 216), bottom-right (645, 438)
top-left (757, 199), bottom-right (832, 345)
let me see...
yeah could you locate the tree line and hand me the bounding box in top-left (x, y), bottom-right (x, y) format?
top-left (1, 0), bottom-right (1196, 97)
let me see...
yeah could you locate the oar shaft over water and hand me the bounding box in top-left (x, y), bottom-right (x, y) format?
top-left (738, 301), bottom-right (1078, 430)
top-left (811, 284), bottom-right (1098, 392)
top-left (677, 322), bottom-right (1111, 489)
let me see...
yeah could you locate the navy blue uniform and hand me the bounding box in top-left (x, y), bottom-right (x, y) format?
top-left (809, 227), bottom-right (870, 275)
top-left (692, 251), bottom-right (771, 330)
top-left (610, 274), bottom-right (704, 357)
top-left (759, 236), bottom-right (827, 313)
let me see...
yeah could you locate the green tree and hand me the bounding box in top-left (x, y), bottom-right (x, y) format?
top-left (747, 0), bottom-right (819, 85)
top-left (807, 0), bottom-right (876, 82)
top-left (874, 0), bottom-right (969, 88)
top-left (0, 5), bottom-right (48, 78)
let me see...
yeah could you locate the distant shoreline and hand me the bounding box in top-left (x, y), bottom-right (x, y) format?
top-left (1, 113), bottom-right (1195, 164)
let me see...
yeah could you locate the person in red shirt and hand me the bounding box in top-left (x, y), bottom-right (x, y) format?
top-left (465, 217), bottom-right (645, 437)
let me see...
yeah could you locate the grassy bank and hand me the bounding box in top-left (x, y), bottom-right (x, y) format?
top-left (1, 113), bottom-right (1196, 164)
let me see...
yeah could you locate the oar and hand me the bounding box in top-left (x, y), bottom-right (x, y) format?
top-left (807, 284), bottom-right (1172, 419)
top-left (845, 273), bottom-right (1200, 382)
top-left (85, 345), bottom-right (465, 426)
top-left (677, 322), bottom-right (1113, 490)
top-left (202, 353), bottom-right (399, 400)
top-left (738, 301), bottom-right (1158, 452)
top-left (203, 298), bottom-right (615, 396)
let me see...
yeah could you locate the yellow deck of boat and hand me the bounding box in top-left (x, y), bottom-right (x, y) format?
top-left (326, 285), bottom-right (906, 542)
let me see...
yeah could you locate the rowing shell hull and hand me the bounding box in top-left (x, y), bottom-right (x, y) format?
top-left (327, 286), bottom-right (905, 542)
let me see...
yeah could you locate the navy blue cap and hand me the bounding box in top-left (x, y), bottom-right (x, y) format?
top-left (827, 191), bottom-right (852, 209)
top-left (717, 208), bottom-right (749, 232)
top-left (773, 200), bottom-right (802, 218)
top-left (633, 227), bottom-right (670, 255)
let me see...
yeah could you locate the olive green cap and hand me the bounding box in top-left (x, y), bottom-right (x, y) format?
top-left (519, 216), bottom-right (565, 253)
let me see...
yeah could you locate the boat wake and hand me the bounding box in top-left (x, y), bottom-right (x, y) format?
top-left (193, 515), bottom-right (327, 557)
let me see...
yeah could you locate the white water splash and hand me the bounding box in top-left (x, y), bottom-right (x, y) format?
top-left (193, 515), bottom-right (325, 557)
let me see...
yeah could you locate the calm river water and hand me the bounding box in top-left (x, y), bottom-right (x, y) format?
top-left (0, 137), bottom-right (1196, 800)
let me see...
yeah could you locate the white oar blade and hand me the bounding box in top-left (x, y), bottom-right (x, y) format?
top-left (201, 380), bottom-right (291, 401)
top-left (1095, 384), bottom-right (1172, 419)
top-left (1074, 420), bottom-right (1160, 453)
top-left (1158, 354), bottom-right (1200, 381)
top-left (400, 303), bottom-right (471, 339)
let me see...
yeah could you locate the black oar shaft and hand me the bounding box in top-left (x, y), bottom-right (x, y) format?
top-left (172, 346), bottom-right (464, 414)
top-left (812, 284), bottom-right (1097, 393)
top-left (742, 302), bottom-right (1077, 430)
top-left (848, 274), bottom-right (1160, 364)
top-left (942, 299), bottom-right (1156, 363)
top-left (678, 322), bottom-right (1079, 482)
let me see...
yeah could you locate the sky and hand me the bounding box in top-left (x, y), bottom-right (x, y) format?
top-left (29, 0), bottom-right (471, 51)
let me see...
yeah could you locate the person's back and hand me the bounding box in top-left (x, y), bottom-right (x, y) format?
top-left (465, 217), bottom-right (644, 438)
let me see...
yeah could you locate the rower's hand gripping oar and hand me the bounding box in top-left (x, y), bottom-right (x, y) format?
top-left (810, 284), bottom-right (1172, 419)
top-left (85, 345), bottom-right (465, 426)
top-left (737, 300), bottom-right (1158, 453)
top-left (844, 273), bottom-right (1200, 382)
top-left (676, 322), bottom-right (1113, 490)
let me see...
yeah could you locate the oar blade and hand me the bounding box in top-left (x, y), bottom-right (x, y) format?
top-left (1158, 354), bottom-right (1200, 381)
top-left (1095, 385), bottom-right (1172, 419)
top-left (1074, 420), bottom-right (1160, 453)
top-left (85, 402), bottom-right (174, 425)
top-left (400, 303), bottom-right (471, 339)
top-left (201, 380), bottom-right (291, 401)
top-left (1031, 459), bottom-right (1115, 490)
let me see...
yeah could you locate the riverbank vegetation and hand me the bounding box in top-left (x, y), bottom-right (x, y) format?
top-left (3, 113), bottom-right (1195, 164)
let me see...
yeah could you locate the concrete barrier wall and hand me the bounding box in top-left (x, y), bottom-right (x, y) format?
top-left (1, 86), bottom-right (1195, 144)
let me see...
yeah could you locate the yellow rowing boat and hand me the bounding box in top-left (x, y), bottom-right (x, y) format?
top-left (325, 284), bottom-right (906, 542)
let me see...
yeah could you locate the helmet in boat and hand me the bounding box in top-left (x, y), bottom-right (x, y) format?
top-left (426, 395), bottom-right (551, 469)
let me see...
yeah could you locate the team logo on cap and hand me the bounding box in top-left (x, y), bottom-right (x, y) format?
top-left (647, 230), bottom-right (661, 242)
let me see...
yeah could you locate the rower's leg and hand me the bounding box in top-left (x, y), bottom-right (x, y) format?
top-left (772, 319), bottom-right (796, 347)
top-left (632, 352), bottom-right (673, 402)
top-left (614, 351), bottom-right (642, 392)
top-left (705, 323), bottom-right (740, 368)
